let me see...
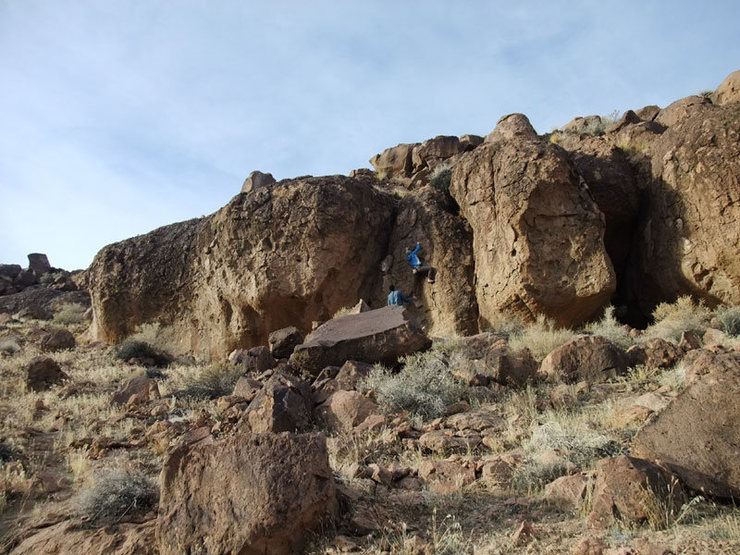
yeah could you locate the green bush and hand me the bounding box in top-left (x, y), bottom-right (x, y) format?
top-left (360, 351), bottom-right (465, 420)
top-left (429, 166), bottom-right (452, 193)
top-left (116, 340), bottom-right (172, 367)
top-left (79, 469), bottom-right (158, 525)
top-left (178, 362), bottom-right (244, 399)
top-left (715, 306), bottom-right (740, 336)
top-left (52, 303), bottom-right (88, 325)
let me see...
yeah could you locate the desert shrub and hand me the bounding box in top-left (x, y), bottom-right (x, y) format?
top-left (178, 362), bottom-right (244, 399)
top-left (641, 296), bottom-right (711, 343)
top-left (0, 338), bottom-right (21, 355)
top-left (39, 272), bottom-right (61, 286)
top-left (508, 315), bottom-right (576, 362)
top-left (79, 469), bottom-right (158, 525)
top-left (52, 302), bottom-right (88, 325)
top-left (715, 306), bottom-right (740, 336)
top-left (483, 311), bottom-right (525, 338)
top-left (511, 457), bottom-right (572, 493)
top-left (527, 419), bottom-right (622, 469)
top-left (429, 166), bottom-right (452, 193)
top-left (116, 340), bottom-right (172, 367)
top-left (585, 306), bottom-right (633, 349)
top-left (360, 351), bottom-right (465, 420)
top-left (332, 306), bottom-right (353, 319)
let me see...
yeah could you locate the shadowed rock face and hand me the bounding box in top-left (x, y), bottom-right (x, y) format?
top-left (451, 115), bottom-right (616, 328)
top-left (88, 176), bottom-right (394, 358)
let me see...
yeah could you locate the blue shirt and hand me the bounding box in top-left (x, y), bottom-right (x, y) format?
top-left (387, 290), bottom-right (413, 306)
top-left (406, 242), bottom-right (421, 268)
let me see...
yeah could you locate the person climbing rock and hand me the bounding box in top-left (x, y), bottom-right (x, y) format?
top-left (387, 284), bottom-right (416, 306)
top-left (405, 242), bottom-right (436, 283)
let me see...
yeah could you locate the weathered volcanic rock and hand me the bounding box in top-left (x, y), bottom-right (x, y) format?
top-left (369, 143), bottom-right (418, 179)
top-left (25, 356), bottom-right (68, 391)
top-left (0, 288), bottom-right (90, 319)
top-left (712, 69), bottom-right (740, 106)
top-left (451, 114), bottom-right (616, 327)
top-left (632, 349), bottom-right (740, 499)
top-left (27, 253), bottom-right (51, 277)
top-left (240, 170), bottom-right (275, 193)
top-left (268, 326), bottom-right (304, 359)
top-left (378, 186), bottom-right (478, 336)
top-left (88, 176), bottom-right (394, 358)
top-left (38, 328), bottom-right (76, 352)
top-left (290, 305), bottom-right (430, 375)
top-left (157, 432), bottom-right (336, 555)
top-left (631, 99), bottom-right (740, 311)
top-left (588, 455), bottom-right (685, 529)
top-left (242, 372), bottom-right (313, 433)
top-left (411, 135), bottom-right (464, 173)
top-left (539, 335), bottom-right (629, 383)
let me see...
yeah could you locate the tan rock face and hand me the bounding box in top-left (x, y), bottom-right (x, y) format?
top-left (451, 117), bottom-right (616, 327)
top-left (157, 432), bottom-right (336, 555)
top-left (632, 349), bottom-right (740, 498)
top-left (378, 186), bottom-right (478, 336)
top-left (369, 142), bottom-right (417, 179)
top-left (635, 102), bottom-right (740, 310)
top-left (88, 176), bottom-right (394, 358)
top-left (712, 69), bottom-right (740, 106)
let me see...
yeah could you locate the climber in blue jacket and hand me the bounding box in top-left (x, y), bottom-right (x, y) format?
top-left (387, 284), bottom-right (415, 306)
top-left (405, 242), bottom-right (436, 283)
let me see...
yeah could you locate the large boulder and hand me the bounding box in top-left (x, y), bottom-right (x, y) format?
top-left (242, 372), bottom-right (313, 433)
top-left (27, 253), bottom-right (51, 277)
top-left (38, 328), bottom-right (76, 352)
top-left (587, 455), bottom-right (685, 529)
top-left (632, 349), bottom-right (740, 498)
top-left (25, 356), bottom-right (68, 391)
top-left (712, 69), bottom-right (740, 106)
top-left (451, 114), bottom-right (616, 328)
top-left (378, 186), bottom-right (479, 336)
top-left (316, 390), bottom-right (378, 432)
top-left (631, 100), bottom-right (740, 311)
top-left (240, 170), bottom-right (276, 193)
top-left (290, 306), bottom-right (430, 375)
top-left (87, 176), bottom-right (394, 358)
top-left (268, 326), bottom-right (304, 359)
top-left (369, 143), bottom-right (418, 179)
top-left (411, 135), bottom-right (463, 173)
top-left (157, 432), bottom-right (336, 555)
top-left (538, 335), bottom-right (629, 383)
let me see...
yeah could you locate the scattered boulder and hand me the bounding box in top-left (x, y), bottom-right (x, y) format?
top-left (157, 432), bottom-right (336, 555)
top-left (25, 356), bottom-right (68, 391)
top-left (268, 326), bottom-right (304, 359)
top-left (0, 288), bottom-right (90, 322)
top-left (112, 376), bottom-right (161, 406)
top-left (242, 372), bottom-right (312, 433)
top-left (635, 105), bottom-right (661, 122)
top-left (560, 115), bottom-right (603, 135)
top-left (290, 306), bottom-right (430, 376)
top-left (626, 338), bottom-right (684, 369)
top-left (334, 360), bottom-right (374, 390)
top-left (451, 114), bottom-right (615, 328)
top-left (369, 143), bottom-right (417, 179)
top-left (587, 455), bottom-right (686, 529)
top-left (544, 473), bottom-right (591, 511)
top-left (484, 345), bottom-right (538, 386)
top-left (316, 390), bottom-right (378, 432)
top-left (411, 135), bottom-right (463, 172)
top-left (232, 375), bottom-right (262, 400)
top-left (632, 349), bottom-right (740, 498)
top-left (27, 253), bottom-right (51, 277)
top-left (240, 170), bottom-right (276, 193)
top-left (229, 345), bottom-right (275, 373)
top-left (38, 328), bottom-right (76, 352)
top-left (538, 335), bottom-right (628, 383)
top-left (417, 458), bottom-right (476, 495)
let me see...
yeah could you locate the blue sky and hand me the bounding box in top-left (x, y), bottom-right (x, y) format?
top-left (1, 1), bottom-right (738, 270)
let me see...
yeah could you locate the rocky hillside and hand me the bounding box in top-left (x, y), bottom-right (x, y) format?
top-left (82, 70), bottom-right (740, 360)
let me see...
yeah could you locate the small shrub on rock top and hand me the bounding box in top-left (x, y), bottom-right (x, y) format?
top-left (79, 469), bottom-right (158, 525)
top-left (360, 351), bottom-right (465, 420)
top-left (116, 340), bottom-right (172, 367)
top-left (429, 166), bottom-right (452, 193)
top-left (715, 306), bottom-right (740, 336)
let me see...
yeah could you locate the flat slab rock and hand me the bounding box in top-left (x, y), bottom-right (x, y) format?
top-left (290, 305), bottom-right (430, 375)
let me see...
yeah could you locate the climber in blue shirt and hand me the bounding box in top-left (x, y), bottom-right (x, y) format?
top-left (405, 242), bottom-right (437, 283)
top-left (387, 284), bottom-right (415, 306)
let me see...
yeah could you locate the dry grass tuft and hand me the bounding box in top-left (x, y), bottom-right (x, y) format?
top-left (78, 468), bottom-right (158, 525)
top-left (508, 315), bottom-right (576, 362)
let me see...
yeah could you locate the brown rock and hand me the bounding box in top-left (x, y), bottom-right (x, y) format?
top-left (243, 372), bottom-right (312, 434)
top-left (317, 390), bottom-right (378, 432)
top-left (231, 375), bottom-right (262, 400)
top-left (156, 432), bottom-right (336, 555)
top-left (511, 520), bottom-right (535, 546)
top-left (544, 473), bottom-right (591, 511)
top-left (711, 69), bottom-right (740, 106)
top-left (335, 359), bottom-right (374, 390)
top-left (632, 350), bottom-right (740, 498)
top-left (268, 326), bottom-right (304, 359)
top-left (485, 113), bottom-right (538, 144)
top-left (587, 455), bottom-right (686, 529)
top-left (417, 459), bottom-right (476, 494)
top-left (452, 115), bottom-right (615, 328)
top-left (560, 115), bottom-right (603, 135)
top-left (240, 170), bottom-right (275, 193)
top-left (27, 253), bottom-right (51, 277)
top-left (290, 306), bottom-right (430, 375)
top-left (418, 430), bottom-right (470, 455)
top-left (635, 105), bottom-right (661, 122)
top-left (25, 356), bottom-right (68, 391)
top-left (229, 345), bottom-right (275, 373)
top-left (571, 535), bottom-right (607, 555)
top-left (459, 134), bottom-right (484, 151)
top-left (38, 327), bottom-right (76, 352)
top-left (446, 409), bottom-right (505, 433)
top-left (369, 143), bottom-right (417, 179)
top-left (626, 338), bottom-right (684, 369)
top-left (411, 135), bottom-right (463, 172)
top-left (87, 176), bottom-right (395, 358)
top-left (539, 335), bottom-right (629, 383)
top-left (484, 344), bottom-right (538, 386)
top-left (702, 327), bottom-right (727, 346)
top-left (112, 376), bottom-right (161, 405)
